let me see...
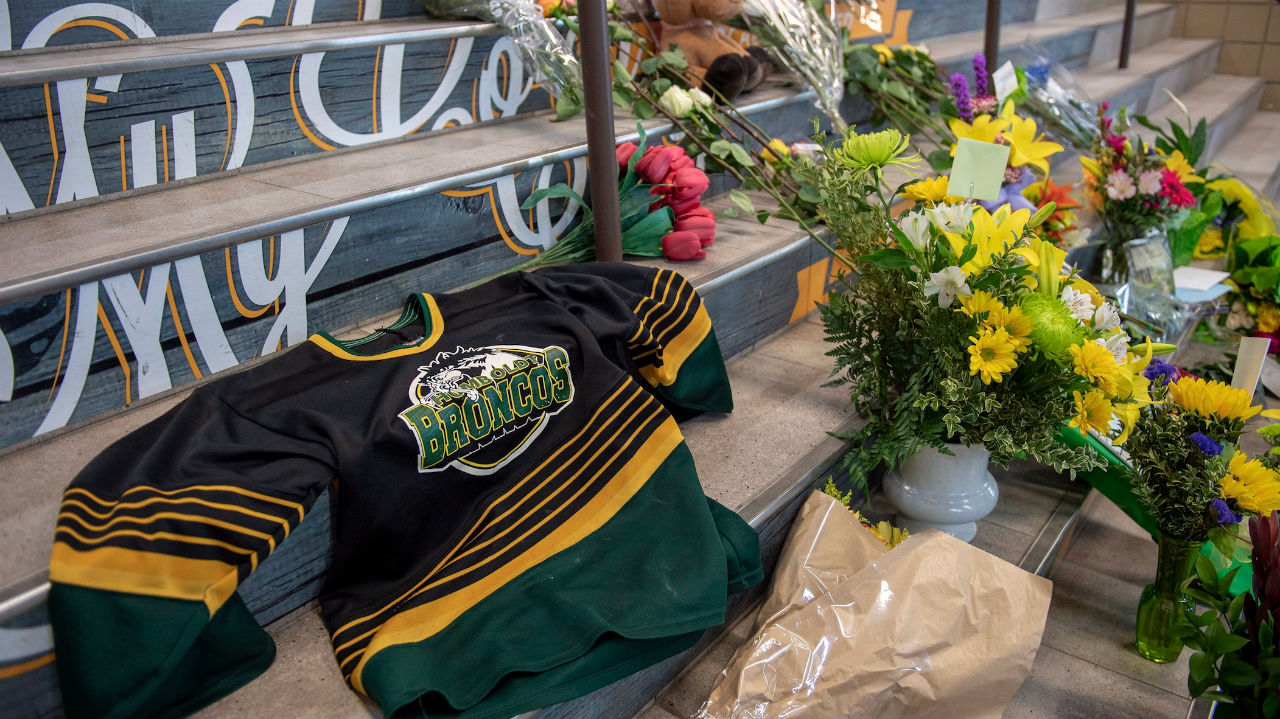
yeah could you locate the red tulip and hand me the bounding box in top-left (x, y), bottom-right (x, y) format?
top-left (675, 213), bottom-right (716, 247)
top-left (635, 146), bottom-right (683, 184)
top-left (668, 150), bottom-right (694, 173)
top-left (679, 206), bottom-right (714, 221)
top-left (616, 142), bottom-right (638, 171)
top-left (662, 230), bottom-right (706, 261)
top-left (666, 195), bottom-right (702, 217)
top-left (668, 167), bottom-right (710, 201)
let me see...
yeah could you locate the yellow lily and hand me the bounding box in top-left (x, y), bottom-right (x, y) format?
top-left (1113, 402), bottom-right (1141, 445)
top-left (1004, 114), bottom-right (1064, 175)
top-left (946, 205), bottom-right (1031, 274)
top-left (1012, 235), bottom-right (1067, 292)
top-left (1114, 340), bottom-right (1155, 406)
top-left (1080, 156), bottom-right (1104, 181)
top-left (948, 115), bottom-right (1011, 157)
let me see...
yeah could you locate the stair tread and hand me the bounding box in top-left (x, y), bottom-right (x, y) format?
top-left (923, 2), bottom-right (1173, 64)
top-left (0, 80), bottom-right (809, 305)
top-left (1211, 111), bottom-right (1280, 183)
top-left (1073, 36), bottom-right (1219, 102)
top-left (1139, 73), bottom-right (1265, 139)
top-left (0, 17), bottom-right (497, 88)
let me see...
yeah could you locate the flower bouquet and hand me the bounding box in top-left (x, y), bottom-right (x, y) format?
top-left (817, 125), bottom-right (1153, 493)
top-left (1079, 102), bottom-right (1197, 283)
top-left (1120, 358), bottom-right (1280, 662)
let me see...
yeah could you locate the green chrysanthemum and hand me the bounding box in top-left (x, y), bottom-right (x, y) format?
top-left (1020, 293), bottom-right (1085, 361)
top-left (836, 128), bottom-right (920, 174)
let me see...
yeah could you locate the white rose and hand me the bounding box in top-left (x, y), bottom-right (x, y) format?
top-left (658, 86), bottom-right (694, 118)
top-left (915, 43), bottom-right (929, 56)
top-left (688, 87), bottom-right (713, 108)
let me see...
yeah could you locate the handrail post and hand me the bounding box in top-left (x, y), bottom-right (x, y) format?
top-left (577, 0), bottom-right (623, 262)
top-left (984, 0), bottom-right (1001, 74)
top-left (1119, 0), bottom-right (1137, 69)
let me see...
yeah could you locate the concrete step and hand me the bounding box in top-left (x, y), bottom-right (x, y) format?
top-left (1074, 37), bottom-right (1221, 115)
top-left (924, 3), bottom-right (1176, 72)
top-left (1138, 73), bottom-right (1266, 166)
top-left (0, 203), bottom-right (856, 717)
top-left (1213, 111), bottom-right (1280, 204)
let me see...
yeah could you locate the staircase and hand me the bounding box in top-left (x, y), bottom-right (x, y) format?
top-left (0, 0), bottom-right (1275, 717)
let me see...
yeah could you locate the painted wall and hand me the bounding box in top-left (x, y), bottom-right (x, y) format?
top-left (1157, 0), bottom-right (1280, 110)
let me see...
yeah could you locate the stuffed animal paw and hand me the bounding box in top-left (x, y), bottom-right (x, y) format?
top-left (653, 0), bottom-right (770, 102)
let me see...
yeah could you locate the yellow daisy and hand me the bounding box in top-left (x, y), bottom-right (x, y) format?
top-left (1069, 341), bottom-right (1120, 396)
top-left (1070, 389), bottom-right (1114, 436)
top-left (1163, 150), bottom-right (1204, 185)
top-left (948, 115), bottom-right (1011, 157)
top-left (946, 205), bottom-right (1031, 274)
top-left (1168, 376), bottom-right (1262, 422)
top-left (1220, 453), bottom-right (1280, 515)
top-left (958, 290), bottom-right (1005, 319)
top-left (1003, 114), bottom-right (1064, 176)
top-left (872, 43), bottom-right (893, 64)
top-left (985, 305), bottom-right (1033, 352)
top-left (899, 175), bottom-right (961, 205)
top-left (968, 328), bottom-right (1018, 385)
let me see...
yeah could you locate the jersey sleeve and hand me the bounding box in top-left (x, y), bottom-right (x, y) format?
top-left (530, 263), bottom-right (733, 416)
top-left (48, 387), bottom-right (333, 719)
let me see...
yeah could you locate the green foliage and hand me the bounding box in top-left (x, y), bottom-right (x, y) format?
top-left (1134, 108), bottom-right (1209, 168)
top-left (843, 44), bottom-right (954, 154)
top-left (1179, 525), bottom-right (1280, 717)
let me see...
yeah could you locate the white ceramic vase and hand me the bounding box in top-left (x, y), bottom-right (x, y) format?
top-left (883, 443), bottom-right (998, 543)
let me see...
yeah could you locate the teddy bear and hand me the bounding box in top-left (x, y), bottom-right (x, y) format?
top-left (652, 0), bottom-right (771, 101)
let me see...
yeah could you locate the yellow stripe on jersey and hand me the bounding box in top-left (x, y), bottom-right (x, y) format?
top-left (50, 543), bottom-right (241, 615)
top-left (58, 510), bottom-right (279, 552)
top-left (639, 304), bottom-right (712, 387)
top-left (66, 484), bottom-right (306, 523)
top-left (347, 416), bottom-right (684, 694)
top-left (60, 494), bottom-right (292, 535)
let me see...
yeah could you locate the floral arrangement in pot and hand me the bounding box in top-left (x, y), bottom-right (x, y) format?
top-left (1121, 357), bottom-right (1280, 663)
top-left (816, 125), bottom-right (1156, 541)
top-left (1079, 102), bottom-right (1197, 283)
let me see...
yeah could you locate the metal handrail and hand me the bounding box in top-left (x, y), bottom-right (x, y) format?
top-left (577, 0), bottom-right (623, 262)
top-left (1119, 0), bottom-right (1138, 69)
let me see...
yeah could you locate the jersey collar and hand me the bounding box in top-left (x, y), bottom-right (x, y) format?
top-left (308, 293), bottom-right (445, 360)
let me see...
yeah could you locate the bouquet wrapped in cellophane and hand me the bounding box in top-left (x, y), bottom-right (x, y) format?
top-left (421, 0), bottom-right (584, 118)
top-left (735, 0), bottom-right (846, 130)
top-left (817, 125), bottom-right (1159, 485)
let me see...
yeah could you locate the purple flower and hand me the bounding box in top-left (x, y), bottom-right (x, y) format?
top-left (1212, 498), bottom-right (1243, 526)
top-left (972, 54), bottom-right (991, 97)
top-left (950, 73), bottom-right (973, 123)
top-left (1143, 357), bottom-right (1178, 385)
top-left (1190, 432), bottom-right (1224, 458)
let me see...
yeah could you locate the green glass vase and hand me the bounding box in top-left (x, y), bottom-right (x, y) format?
top-left (1135, 533), bottom-right (1201, 663)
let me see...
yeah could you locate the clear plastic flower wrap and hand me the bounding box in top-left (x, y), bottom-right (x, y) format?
top-left (421, 0), bottom-right (584, 118)
top-left (738, 0), bottom-right (846, 130)
top-left (1014, 56), bottom-right (1098, 151)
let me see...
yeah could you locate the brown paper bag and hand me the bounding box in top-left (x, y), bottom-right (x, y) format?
top-left (699, 491), bottom-right (1051, 719)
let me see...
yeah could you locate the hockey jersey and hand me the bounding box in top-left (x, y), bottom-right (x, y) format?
top-left (47, 263), bottom-right (762, 719)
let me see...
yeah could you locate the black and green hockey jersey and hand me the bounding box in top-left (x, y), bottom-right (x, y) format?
top-left (47, 263), bottom-right (762, 719)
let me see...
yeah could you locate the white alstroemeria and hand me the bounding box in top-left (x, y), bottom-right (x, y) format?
top-left (1061, 286), bottom-right (1095, 322)
top-left (923, 266), bottom-right (972, 308)
top-left (1093, 302), bottom-right (1121, 332)
top-left (1060, 227), bottom-right (1090, 250)
top-left (658, 86), bottom-right (694, 118)
top-left (1102, 332), bottom-right (1131, 363)
top-left (688, 87), bottom-right (713, 108)
top-left (898, 210), bottom-right (932, 253)
top-left (925, 202), bottom-right (975, 234)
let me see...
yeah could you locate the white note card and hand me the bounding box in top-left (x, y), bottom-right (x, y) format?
top-left (1173, 266), bottom-right (1231, 292)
